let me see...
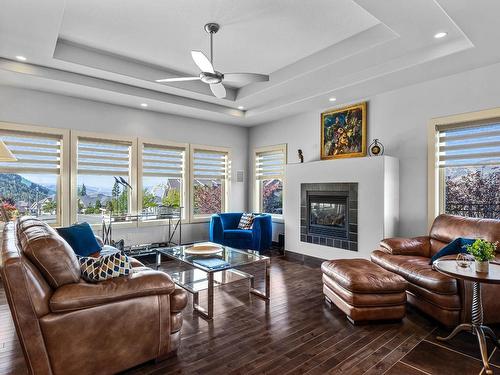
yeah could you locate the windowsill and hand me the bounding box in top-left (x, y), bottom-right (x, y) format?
top-left (138, 218), bottom-right (188, 227)
top-left (271, 216), bottom-right (284, 224)
top-left (89, 221), bottom-right (138, 231)
top-left (190, 216), bottom-right (212, 224)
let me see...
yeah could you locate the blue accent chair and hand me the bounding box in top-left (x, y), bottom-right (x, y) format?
top-left (209, 212), bottom-right (272, 253)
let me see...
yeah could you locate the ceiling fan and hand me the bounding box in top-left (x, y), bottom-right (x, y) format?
top-left (155, 23), bottom-right (269, 99)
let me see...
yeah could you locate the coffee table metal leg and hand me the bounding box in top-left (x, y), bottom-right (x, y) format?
top-left (156, 251), bottom-right (162, 270)
top-left (207, 272), bottom-right (214, 319)
top-left (192, 273), bottom-right (214, 320)
top-left (249, 259), bottom-right (270, 300)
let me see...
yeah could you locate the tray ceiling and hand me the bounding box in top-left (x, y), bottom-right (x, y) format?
top-left (0, 0), bottom-right (499, 126)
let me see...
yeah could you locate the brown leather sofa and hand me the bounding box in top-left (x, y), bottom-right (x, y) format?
top-left (0, 217), bottom-right (187, 375)
top-left (371, 214), bottom-right (500, 327)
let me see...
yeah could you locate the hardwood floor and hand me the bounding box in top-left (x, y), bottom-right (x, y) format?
top-left (0, 256), bottom-right (499, 375)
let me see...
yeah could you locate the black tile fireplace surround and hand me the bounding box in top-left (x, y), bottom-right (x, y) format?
top-left (300, 183), bottom-right (358, 251)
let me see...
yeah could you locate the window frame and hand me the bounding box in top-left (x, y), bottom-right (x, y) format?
top-left (189, 144), bottom-right (231, 223)
top-left (137, 138), bottom-right (189, 227)
top-left (427, 107), bottom-right (500, 229)
top-left (0, 122), bottom-right (70, 227)
top-left (252, 143), bottom-right (287, 222)
top-left (70, 130), bottom-right (137, 229)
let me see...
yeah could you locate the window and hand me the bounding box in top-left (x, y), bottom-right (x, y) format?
top-left (0, 124), bottom-right (68, 226)
top-left (139, 140), bottom-right (187, 220)
top-left (72, 133), bottom-right (136, 224)
top-left (254, 144), bottom-right (287, 217)
top-left (430, 118), bottom-right (500, 220)
top-left (190, 146), bottom-right (230, 220)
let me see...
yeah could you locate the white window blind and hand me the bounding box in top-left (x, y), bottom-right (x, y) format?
top-left (255, 148), bottom-right (286, 180)
top-left (193, 149), bottom-right (228, 180)
top-left (0, 130), bottom-right (61, 173)
top-left (142, 143), bottom-right (185, 177)
top-left (438, 122), bottom-right (500, 168)
top-left (77, 138), bottom-right (131, 176)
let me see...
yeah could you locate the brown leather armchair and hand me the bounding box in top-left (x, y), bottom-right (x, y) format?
top-left (0, 217), bottom-right (187, 375)
top-left (371, 214), bottom-right (500, 327)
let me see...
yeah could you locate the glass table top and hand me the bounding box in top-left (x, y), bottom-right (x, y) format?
top-left (157, 243), bottom-right (269, 273)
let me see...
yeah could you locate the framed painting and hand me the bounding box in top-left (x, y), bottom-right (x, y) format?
top-left (320, 102), bottom-right (367, 159)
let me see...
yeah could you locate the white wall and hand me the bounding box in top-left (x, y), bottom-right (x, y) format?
top-left (249, 61), bottom-right (500, 244)
top-left (285, 157), bottom-right (398, 260)
top-left (0, 86), bottom-right (249, 245)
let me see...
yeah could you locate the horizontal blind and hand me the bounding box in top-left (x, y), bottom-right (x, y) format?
top-left (193, 149), bottom-right (228, 180)
top-left (255, 148), bottom-right (286, 180)
top-left (78, 138), bottom-right (131, 176)
top-left (0, 130), bottom-right (61, 174)
top-left (438, 122), bottom-right (500, 168)
top-left (142, 143), bottom-right (185, 177)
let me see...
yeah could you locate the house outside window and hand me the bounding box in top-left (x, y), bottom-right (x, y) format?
top-left (254, 144), bottom-right (287, 218)
top-left (429, 113), bottom-right (500, 224)
top-left (190, 145), bottom-right (230, 221)
top-left (138, 140), bottom-right (187, 221)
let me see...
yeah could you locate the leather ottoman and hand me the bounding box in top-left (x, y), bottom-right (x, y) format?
top-left (321, 259), bottom-right (407, 324)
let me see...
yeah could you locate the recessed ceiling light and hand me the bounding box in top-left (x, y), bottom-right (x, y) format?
top-left (15, 55), bottom-right (27, 61)
top-left (238, 106), bottom-right (245, 110)
top-left (329, 97), bottom-right (337, 102)
top-left (434, 32), bottom-right (448, 39)
top-left (140, 103), bottom-right (148, 108)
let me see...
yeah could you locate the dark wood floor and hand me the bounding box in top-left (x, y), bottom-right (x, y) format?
top-left (1, 256), bottom-right (499, 375)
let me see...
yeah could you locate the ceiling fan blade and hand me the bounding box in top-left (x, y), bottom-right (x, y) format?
top-left (155, 76), bottom-right (200, 83)
top-left (210, 83), bottom-right (226, 98)
top-left (223, 73), bottom-right (269, 83)
top-left (191, 50), bottom-right (215, 73)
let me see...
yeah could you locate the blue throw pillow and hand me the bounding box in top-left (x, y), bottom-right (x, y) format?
top-left (56, 222), bottom-right (102, 257)
top-left (430, 237), bottom-right (475, 264)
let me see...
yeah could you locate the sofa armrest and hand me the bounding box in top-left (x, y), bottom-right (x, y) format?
top-left (251, 215), bottom-right (272, 251)
top-left (379, 236), bottom-right (430, 257)
top-left (49, 269), bottom-right (175, 313)
top-left (209, 214), bottom-right (224, 243)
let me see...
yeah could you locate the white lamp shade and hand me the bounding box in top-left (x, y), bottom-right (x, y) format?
top-left (0, 140), bottom-right (17, 162)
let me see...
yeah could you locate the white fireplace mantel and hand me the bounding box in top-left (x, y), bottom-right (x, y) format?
top-left (284, 156), bottom-right (399, 260)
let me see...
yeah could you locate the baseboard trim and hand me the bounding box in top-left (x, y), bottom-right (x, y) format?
top-left (284, 250), bottom-right (326, 268)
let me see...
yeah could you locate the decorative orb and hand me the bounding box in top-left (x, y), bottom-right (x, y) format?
top-left (456, 253), bottom-right (472, 268)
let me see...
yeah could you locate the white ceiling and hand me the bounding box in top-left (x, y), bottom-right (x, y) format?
top-left (1, 0), bottom-right (500, 126)
top-left (59, 0), bottom-right (380, 75)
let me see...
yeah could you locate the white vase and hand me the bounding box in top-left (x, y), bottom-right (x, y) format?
top-left (475, 260), bottom-right (489, 273)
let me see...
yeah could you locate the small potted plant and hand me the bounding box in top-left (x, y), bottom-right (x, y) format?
top-left (465, 239), bottom-right (497, 273)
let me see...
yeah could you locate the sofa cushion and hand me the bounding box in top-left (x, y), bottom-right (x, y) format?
top-left (78, 252), bottom-right (132, 283)
top-left (18, 218), bottom-right (81, 288)
top-left (49, 268), bottom-right (175, 313)
top-left (238, 213), bottom-right (255, 229)
top-left (56, 222), bottom-right (102, 257)
top-left (321, 259), bottom-right (406, 294)
top-left (224, 229), bottom-right (253, 240)
top-left (429, 237), bottom-right (475, 264)
top-left (371, 250), bottom-right (458, 294)
top-left (429, 215), bottom-right (500, 255)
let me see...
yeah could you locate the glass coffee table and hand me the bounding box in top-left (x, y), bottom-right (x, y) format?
top-left (155, 243), bottom-right (270, 320)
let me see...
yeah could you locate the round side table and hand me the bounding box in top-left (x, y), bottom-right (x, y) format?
top-left (433, 259), bottom-right (500, 375)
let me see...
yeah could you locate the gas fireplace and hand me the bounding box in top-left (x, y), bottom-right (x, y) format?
top-left (300, 183), bottom-right (358, 251)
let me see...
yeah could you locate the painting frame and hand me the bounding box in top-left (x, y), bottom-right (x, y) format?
top-left (320, 102), bottom-right (367, 160)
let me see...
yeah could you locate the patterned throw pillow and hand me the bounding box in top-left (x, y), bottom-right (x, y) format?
top-left (78, 252), bottom-right (132, 283)
top-left (238, 213), bottom-right (255, 229)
